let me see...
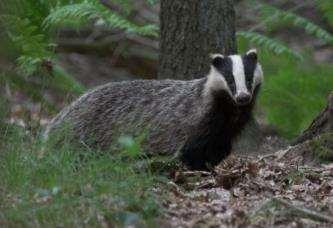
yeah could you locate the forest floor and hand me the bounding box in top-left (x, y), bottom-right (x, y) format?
top-left (158, 140), bottom-right (333, 227)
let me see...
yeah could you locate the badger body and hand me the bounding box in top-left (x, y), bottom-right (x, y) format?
top-left (45, 50), bottom-right (263, 170)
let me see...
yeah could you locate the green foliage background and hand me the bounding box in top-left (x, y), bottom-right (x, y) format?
top-left (259, 54), bottom-right (332, 138)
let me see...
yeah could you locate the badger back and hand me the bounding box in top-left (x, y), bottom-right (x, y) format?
top-left (44, 79), bottom-right (207, 154)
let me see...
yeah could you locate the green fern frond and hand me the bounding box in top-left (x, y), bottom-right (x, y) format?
top-left (259, 3), bottom-right (333, 44)
top-left (43, 2), bottom-right (100, 28)
top-left (1, 15), bottom-right (54, 75)
top-left (237, 31), bottom-right (304, 61)
top-left (44, 1), bottom-right (158, 36)
top-left (99, 11), bottom-right (158, 36)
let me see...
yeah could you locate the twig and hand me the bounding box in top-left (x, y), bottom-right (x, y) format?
top-left (253, 197), bottom-right (333, 224)
top-left (256, 146), bottom-right (294, 163)
top-left (126, 33), bottom-right (159, 50)
top-left (275, 198), bottom-right (333, 223)
top-left (256, 153), bottom-right (277, 162)
top-left (180, 171), bottom-right (212, 177)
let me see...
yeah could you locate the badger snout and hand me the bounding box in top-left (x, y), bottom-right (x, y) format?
top-left (235, 92), bottom-right (252, 106)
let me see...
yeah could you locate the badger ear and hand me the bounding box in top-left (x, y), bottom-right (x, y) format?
top-left (210, 53), bottom-right (225, 68)
top-left (246, 49), bottom-right (258, 61)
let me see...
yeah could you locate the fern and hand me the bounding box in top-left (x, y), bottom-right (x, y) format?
top-left (1, 0), bottom-right (157, 107)
top-left (44, 2), bottom-right (101, 28)
top-left (0, 1), bottom-right (85, 105)
top-left (2, 0), bottom-right (158, 76)
top-left (237, 31), bottom-right (304, 61)
top-left (259, 3), bottom-right (333, 44)
top-left (0, 15), bottom-right (54, 75)
top-left (44, 0), bottom-right (158, 36)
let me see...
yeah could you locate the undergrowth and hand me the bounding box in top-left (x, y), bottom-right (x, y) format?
top-left (0, 102), bottom-right (162, 227)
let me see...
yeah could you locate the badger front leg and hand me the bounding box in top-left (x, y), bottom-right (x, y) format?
top-left (180, 133), bottom-right (232, 171)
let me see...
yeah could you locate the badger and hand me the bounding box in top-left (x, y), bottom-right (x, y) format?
top-left (44, 49), bottom-right (263, 170)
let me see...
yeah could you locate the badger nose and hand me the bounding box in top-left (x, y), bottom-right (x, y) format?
top-left (236, 92), bottom-right (251, 105)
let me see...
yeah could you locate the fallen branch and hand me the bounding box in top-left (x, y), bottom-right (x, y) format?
top-left (253, 197), bottom-right (333, 224)
top-left (293, 92), bottom-right (333, 145)
top-left (256, 146), bottom-right (293, 162)
top-left (180, 171), bottom-right (212, 177)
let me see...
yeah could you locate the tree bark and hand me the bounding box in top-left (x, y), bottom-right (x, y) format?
top-left (158, 0), bottom-right (236, 79)
top-left (158, 0), bottom-right (265, 155)
top-left (292, 92), bottom-right (333, 145)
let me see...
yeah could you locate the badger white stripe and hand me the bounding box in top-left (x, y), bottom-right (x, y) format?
top-left (253, 63), bottom-right (263, 89)
top-left (204, 66), bottom-right (231, 99)
top-left (229, 55), bottom-right (249, 96)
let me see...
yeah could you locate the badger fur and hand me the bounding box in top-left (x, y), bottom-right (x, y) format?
top-left (44, 49), bottom-right (263, 170)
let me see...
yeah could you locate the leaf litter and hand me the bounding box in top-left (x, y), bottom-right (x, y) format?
top-left (158, 144), bottom-right (333, 227)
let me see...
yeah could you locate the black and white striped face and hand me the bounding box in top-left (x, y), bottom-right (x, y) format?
top-left (205, 49), bottom-right (263, 106)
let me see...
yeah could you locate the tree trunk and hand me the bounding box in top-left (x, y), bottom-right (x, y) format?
top-left (158, 0), bottom-right (236, 79)
top-left (158, 0), bottom-right (265, 155)
top-left (292, 92), bottom-right (333, 145)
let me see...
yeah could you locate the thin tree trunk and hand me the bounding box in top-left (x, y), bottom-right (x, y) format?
top-left (158, 0), bottom-right (236, 79)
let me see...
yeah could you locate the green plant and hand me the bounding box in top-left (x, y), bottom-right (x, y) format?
top-left (0, 111), bottom-right (161, 226)
top-left (44, 0), bottom-right (158, 36)
top-left (259, 3), bottom-right (333, 44)
top-left (237, 1), bottom-right (333, 60)
top-left (237, 31), bottom-right (303, 61)
top-left (0, 0), bottom-right (157, 109)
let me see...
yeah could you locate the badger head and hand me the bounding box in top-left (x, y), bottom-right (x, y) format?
top-left (205, 49), bottom-right (263, 106)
